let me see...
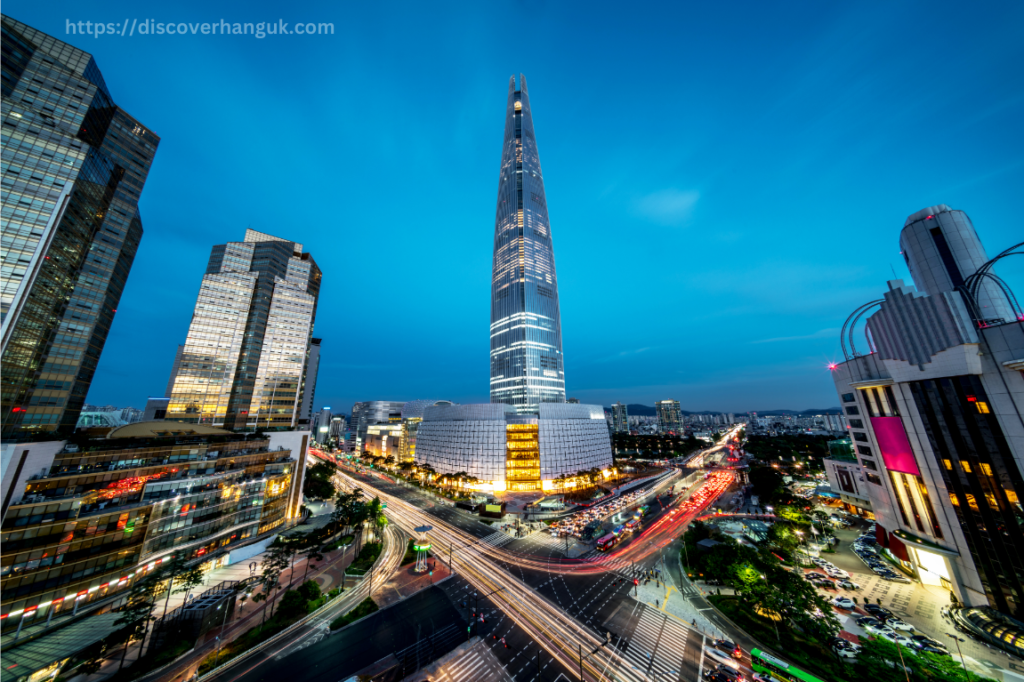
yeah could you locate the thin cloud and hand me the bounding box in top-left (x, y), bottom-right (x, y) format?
top-left (636, 189), bottom-right (699, 225)
top-left (751, 328), bottom-right (839, 344)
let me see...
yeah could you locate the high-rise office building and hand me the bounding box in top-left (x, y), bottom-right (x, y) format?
top-left (0, 16), bottom-right (159, 439)
top-left (349, 400), bottom-right (406, 452)
top-left (657, 400), bottom-right (683, 434)
top-left (298, 337), bottom-right (321, 426)
top-left (490, 74), bottom-right (565, 413)
top-left (612, 402), bottom-right (629, 433)
top-left (166, 229), bottom-right (321, 430)
top-left (164, 344), bottom-right (185, 398)
top-left (830, 205), bottom-right (1024, 646)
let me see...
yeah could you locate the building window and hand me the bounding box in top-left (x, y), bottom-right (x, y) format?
top-left (842, 393), bottom-right (856, 403)
top-left (853, 432), bottom-right (869, 443)
top-left (849, 419), bottom-right (864, 429)
top-left (866, 473), bottom-right (882, 486)
top-left (857, 445), bottom-right (872, 457)
top-left (846, 406), bottom-right (860, 416)
top-left (861, 459), bottom-right (877, 471)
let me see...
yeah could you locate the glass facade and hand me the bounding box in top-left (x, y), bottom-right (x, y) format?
top-left (909, 375), bottom-right (1024, 618)
top-left (0, 435), bottom-right (296, 627)
top-left (490, 75), bottom-right (565, 413)
top-left (414, 403), bottom-right (612, 487)
top-left (166, 230), bottom-right (321, 430)
top-left (1, 16), bottom-right (159, 440)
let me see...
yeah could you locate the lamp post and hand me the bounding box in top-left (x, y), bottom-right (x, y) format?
top-left (947, 633), bottom-right (969, 680)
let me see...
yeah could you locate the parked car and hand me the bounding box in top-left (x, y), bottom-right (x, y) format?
top-left (887, 618), bottom-right (915, 632)
top-left (919, 645), bottom-right (952, 656)
top-left (910, 635), bottom-right (947, 650)
top-left (826, 568), bottom-right (850, 579)
top-left (865, 604), bottom-right (894, 618)
top-left (838, 579), bottom-right (860, 590)
top-left (857, 616), bottom-right (881, 627)
top-left (879, 631), bottom-right (917, 648)
top-left (831, 597), bottom-right (857, 610)
top-left (883, 574), bottom-right (913, 584)
top-left (864, 622), bottom-right (896, 637)
top-left (832, 641), bottom-right (861, 659)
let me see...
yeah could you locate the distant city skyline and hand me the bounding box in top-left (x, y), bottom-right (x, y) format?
top-left (4, 2), bottom-right (1019, 416)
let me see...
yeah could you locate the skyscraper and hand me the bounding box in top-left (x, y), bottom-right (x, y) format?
top-left (166, 229), bottom-right (321, 430)
top-left (612, 402), bottom-right (629, 433)
top-left (490, 74), bottom-right (565, 414)
top-left (830, 205), bottom-right (1024, 633)
top-left (657, 400), bottom-right (683, 434)
top-left (0, 16), bottom-right (159, 439)
top-left (298, 337), bottom-right (321, 426)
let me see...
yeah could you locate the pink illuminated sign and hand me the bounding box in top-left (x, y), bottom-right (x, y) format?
top-left (871, 416), bottom-right (921, 477)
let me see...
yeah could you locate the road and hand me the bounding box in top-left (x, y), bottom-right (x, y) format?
top-left (328, 459), bottom-right (742, 682)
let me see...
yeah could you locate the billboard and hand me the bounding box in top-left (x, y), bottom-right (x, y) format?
top-left (485, 504), bottom-right (503, 513)
top-left (870, 416), bottom-right (922, 477)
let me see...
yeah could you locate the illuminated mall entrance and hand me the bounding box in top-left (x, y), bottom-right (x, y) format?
top-left (506, 424), bottom-right (540, 491)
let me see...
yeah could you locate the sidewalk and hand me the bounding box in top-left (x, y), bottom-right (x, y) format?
top-left (70, 522), bottom-right (369, 682)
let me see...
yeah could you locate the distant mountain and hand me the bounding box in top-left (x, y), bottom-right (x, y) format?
top-left (603, 405), bottom-right (842, 416)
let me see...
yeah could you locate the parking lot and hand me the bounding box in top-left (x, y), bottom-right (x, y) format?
top-left (810, 519), bottom-right (1023, 679)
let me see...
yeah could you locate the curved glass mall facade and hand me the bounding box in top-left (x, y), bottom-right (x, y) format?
top-left (415, 403), bottom-right (612, 492)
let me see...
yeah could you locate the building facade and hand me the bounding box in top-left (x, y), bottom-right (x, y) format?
top-left (0, 424), bottom-right (309, 631)
top-left (166, 229), bottom-right (321, 431)
top-left (611, 402), bottom-right (629, 433)
top-left (349, 400), bottom-right (405, 452)
top-left (1, 16), bottom-right (159, 440)
top-left (489, 75), bottom-right (565, 413)
top-left (822, 438), bottom-right (873, 517)
top-left (656, 400), bottom-right (683, 435)
top-left (830, 204), bottom-right (1024, 626)
top-left (415, 403), bottom-right (612, 492)
top-left (297, 338), bottom-right (321, 427)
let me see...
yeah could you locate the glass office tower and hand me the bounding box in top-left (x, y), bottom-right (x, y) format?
top-left (0, 16), bottom-right (159, 439)
top-left (490, 74), bottom-right (565, 414)
top-left (166, 229), bottom-right (321, 431)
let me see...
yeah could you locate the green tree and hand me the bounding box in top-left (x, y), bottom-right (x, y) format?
top-left (767, 522), bottom-right (799, 551)
top-left (299, 533), bottom-right (329, 582)
top-left (112, 568), bottom-right (165, 671)
top-left (253, 541), bottom-right (292, 629)
top-left (303, 461), bottom-right (337, 500)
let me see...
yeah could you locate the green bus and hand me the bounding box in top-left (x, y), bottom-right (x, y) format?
top-left (749, 648), bottom-right (825, 682)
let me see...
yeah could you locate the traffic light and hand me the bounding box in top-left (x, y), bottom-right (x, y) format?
top-left (633, 578), bottom-right (639, 586)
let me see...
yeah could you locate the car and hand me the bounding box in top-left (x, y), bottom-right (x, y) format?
top-left (864, 622), bottom-right (896, 637)
top-left (714, 639), bottom-right (742, 659)
top-left (882, 632), bottom-right (917, 648)
top-left (826, 568), bottom-right (850, 579)
top-left (919, 645), bottom-right (951, 656)
top-left (832, 642), bottom-right (860, 659)
top-left (813, 578), bottom-right (837, 589)
top-left (704, 673), bottom-right (735, 682)
top-left (887, 618), bottom-right (914, 632)
top-left (857, 616), bottom-right (881, 627)
top-left (910, 635), bottom-right (947, 650)
top-left (831, 597), bottom-right (857, 610)
top-left (865, 604), bottom-right (894, 618)
top-left (884, 574), bottom-right (913, 584)
top-left (712, 664), bottom-right (744, 681)
top-left (838, 579), bottom-right (860, 590)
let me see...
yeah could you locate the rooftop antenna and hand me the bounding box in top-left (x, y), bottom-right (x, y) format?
top-left (890, 263), bottom-right (898, 280)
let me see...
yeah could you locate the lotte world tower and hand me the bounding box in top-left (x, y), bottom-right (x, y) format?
top-left (490, 75), bottom-right (566, 413)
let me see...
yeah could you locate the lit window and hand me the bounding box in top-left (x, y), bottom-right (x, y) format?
top-left (980, 463), bottom-right (994, 476)
top-left (1005, 489), bottom-right (1019, 505)
top-left (943, 459), bottom-right (953, 470)
top-left (976, 401), bottom-right (991, 414)
top-left (960, 461), bottom-right (972, 474)
top-left (948, 493), bottom-right (959, 506)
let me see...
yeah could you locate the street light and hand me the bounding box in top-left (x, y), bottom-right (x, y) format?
top-left (946, 633), bottom-right (969, 680)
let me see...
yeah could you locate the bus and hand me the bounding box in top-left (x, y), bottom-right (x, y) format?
top-left (596, 533), bottom-right (618, 552)
top-left (750, 648), bottom-right (824, 682)
top-left (625, 518), bottom-right (639, 532)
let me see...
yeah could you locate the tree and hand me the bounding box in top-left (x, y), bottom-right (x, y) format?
top-left (253, 541), bottom-right (292, 628)
top-left (303, 461), bottom-right (337, 500)
top-left (299, 534), bottom-right (329, 582)
top-left (767, 523), bottom-right (799, 551)
top-left (112, 567), bottom-right (165, 671)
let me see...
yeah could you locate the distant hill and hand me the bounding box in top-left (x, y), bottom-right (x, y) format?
top-left (604, 405), bottom-right (842, 416)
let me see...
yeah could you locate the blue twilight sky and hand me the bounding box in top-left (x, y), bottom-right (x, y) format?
top-left (7, 0), bottom-right (1023, 414)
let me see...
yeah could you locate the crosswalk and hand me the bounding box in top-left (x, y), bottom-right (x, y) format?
top-left (433, 641), bottom-right (513, 681)
top-left (478, 531), bottom-right (515, 549)
top-left (620, 606), bottom-right (691, 679)
top-left (577, 551), bottom-right (635, 576)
